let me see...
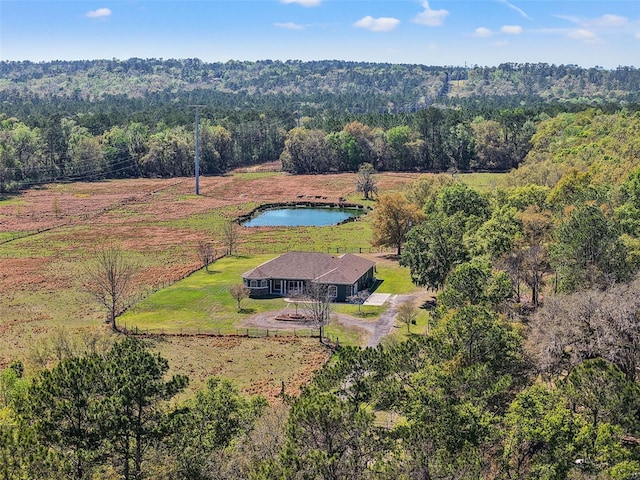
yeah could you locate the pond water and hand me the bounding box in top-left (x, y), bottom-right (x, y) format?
top-left (242, 207), bottom-right (365, 227)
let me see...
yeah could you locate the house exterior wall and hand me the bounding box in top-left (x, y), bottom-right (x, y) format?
top-left (336, 285), bottom-right (350, 302)
top-left (245, 278), bottom-right (308, 297)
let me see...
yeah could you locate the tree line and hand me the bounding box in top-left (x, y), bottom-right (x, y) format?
top-left (1, 58), bottom-right (639, 194)
top-left (2, 59), bottom-right (639, 107)
top-left (0, 105), bottom-right (543, 193)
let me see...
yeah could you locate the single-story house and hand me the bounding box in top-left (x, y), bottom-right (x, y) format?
top-left (242, 251), bottom-right (376, 302)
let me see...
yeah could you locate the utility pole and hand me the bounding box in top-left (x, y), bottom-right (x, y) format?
top-left (190, 105), bottom-right (205, 195)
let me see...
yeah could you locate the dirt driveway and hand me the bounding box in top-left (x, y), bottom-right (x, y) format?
top-left (241, 292), bottom-right (420, 347)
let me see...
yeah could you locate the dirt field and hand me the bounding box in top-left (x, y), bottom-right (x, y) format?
top-left (0, 170), bottom-right (420, 397)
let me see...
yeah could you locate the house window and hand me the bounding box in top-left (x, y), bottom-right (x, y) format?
top-left (250, 280), bottom-right (258, 288)
top-left (261, 279), bottom-right (268, 287)
top-left (288, 280), bottom-right (303, 295)
top-left (327, 285), bottom-right (337, 298)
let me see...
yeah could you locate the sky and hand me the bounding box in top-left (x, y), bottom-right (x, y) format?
top-left (1, 0), bottom-right (639, 68)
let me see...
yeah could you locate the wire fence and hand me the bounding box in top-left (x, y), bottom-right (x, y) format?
top-left (239, 245), bottom-right (393, 255)
top-left (119, 324), bottom-right (341, 349)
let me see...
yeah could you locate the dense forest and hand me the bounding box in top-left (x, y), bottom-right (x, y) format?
top-left (1, 59), bottom-right (640, 478)
top-left (1, 59), bottom-right (639, 192)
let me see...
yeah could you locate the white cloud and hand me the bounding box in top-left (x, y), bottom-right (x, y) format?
top-left (556, 13), bottom-right (628, 29)
top-left (354, 16), bottom-right (400, 32)
top-left (473, 27), bottom-right (493, 38)
top-left (86, 8), bottom-right (111, 18)
top-left (501, 25), bottom-right (523, 34)
top-left (635, 32), bottom-right (640, 39)
top-left (497, 0), bottom-right (532, 21)
top-left (280, 0), bottom-right (321, 6)
top-left (413, 1), bottom-right (449, 27)
top-left (592, 14), bottom-right (627, 28)
top-left (568, 29), bottom-right (598, 42)
top-left (274, 22), bottom-right (305, 30)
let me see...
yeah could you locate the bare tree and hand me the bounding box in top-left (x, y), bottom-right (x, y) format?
top-left (527, 274), bottom-right (640, 382)
top-left (222, 219), bottom-right (239, 256)
top-left (355, 162), bottom-right (378, 200)
top-left (303, 282), bottom-right (332, 343)
top-left (397, 300), bottom-right (418, 333)
top-left (347, 290), bottom-right (370, 315)
top-left (198, 241), bottom-right (215, 272)
top-left (230, 284), bottom-right (250, 312)
top-left (85, 243), bottom-right (136, 331)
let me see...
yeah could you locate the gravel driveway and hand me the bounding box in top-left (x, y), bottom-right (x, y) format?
top-left (240, 293), bottom-right (421, 347)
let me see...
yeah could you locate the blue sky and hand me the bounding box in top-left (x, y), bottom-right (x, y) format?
top-left (1, 1), bottom-right (638, 68)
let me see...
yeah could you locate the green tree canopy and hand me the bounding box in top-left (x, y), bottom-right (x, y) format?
top-left (400, 211), bottom-right (468, 289)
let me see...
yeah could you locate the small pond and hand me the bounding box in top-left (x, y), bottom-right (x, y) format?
top-left (242, 207), bottom-right (366, 227)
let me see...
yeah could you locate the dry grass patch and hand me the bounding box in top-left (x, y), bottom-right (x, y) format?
top-left (151, 335), bottom-right (331, 403)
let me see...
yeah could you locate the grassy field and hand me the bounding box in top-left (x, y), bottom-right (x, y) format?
top-left (0, 171), bottom-right (503, 397)
top-left (120, 255), bottom-right (286, 333)
top-left (458, 172), bottom-right (505, 193)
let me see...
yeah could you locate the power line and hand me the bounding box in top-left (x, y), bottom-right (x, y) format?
top-left (190, 105), bottom-right (206, 195)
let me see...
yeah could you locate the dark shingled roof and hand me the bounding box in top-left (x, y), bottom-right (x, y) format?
top-left (242, 252), bottom-right (375, 285)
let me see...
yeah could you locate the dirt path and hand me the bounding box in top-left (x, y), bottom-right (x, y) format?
top-left (241, 293), bottom-right (420, 347)
top-left (365, 294), bottom-right (414, 347)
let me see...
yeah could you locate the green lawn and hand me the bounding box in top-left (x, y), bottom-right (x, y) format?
top-left (120, 252), bottom-right (425, 346)
top-left (120, 255), bottom-right (286, 333)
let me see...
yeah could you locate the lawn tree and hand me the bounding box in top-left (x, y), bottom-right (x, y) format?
top-left (85, 242), bottom-right (136, 331)
top-left (355, 162), bottom-right (377, 200)
top-left (304, 282), bottom-right (332, 343)
top-left (198, 241), bottom-right (215, 272)
top-left (347, 290), bottom-right (370, 315)
top-left (371, 192), bottom-right (426, 256)
top-left (222, 218), bottom-right (239, 256)
top-left (230, 284), bottom-right (250, 312)
top-left (397, 300), bottom-right (417, 333)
